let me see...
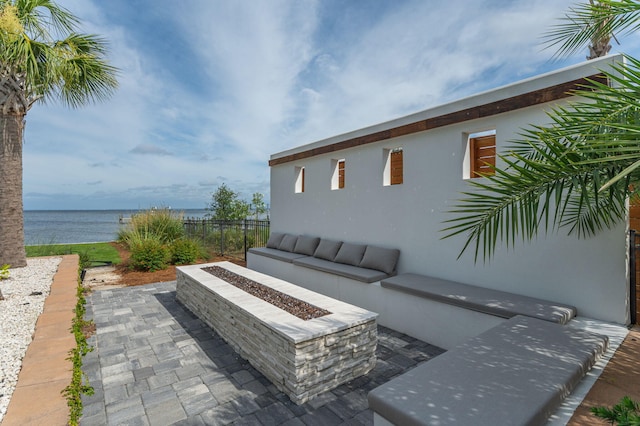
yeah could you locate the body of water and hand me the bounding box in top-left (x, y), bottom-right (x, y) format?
top-left (24, 209), bottom-right (208, 245)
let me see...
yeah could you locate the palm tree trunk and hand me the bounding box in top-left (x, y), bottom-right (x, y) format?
top-left (0, 112), bottom-right (27, 267)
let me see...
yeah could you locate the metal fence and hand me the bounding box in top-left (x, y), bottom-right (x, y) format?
top-left (183, 218), bottom-right (270, 261)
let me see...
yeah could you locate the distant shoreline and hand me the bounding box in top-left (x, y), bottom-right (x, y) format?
top-left (23, 209), bottom-right (208, 245)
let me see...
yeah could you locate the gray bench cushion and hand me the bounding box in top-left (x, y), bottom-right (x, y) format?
top-left (278, 234), bottom-right (298, 252)
top-left (359, 246), bottom-right (400, 274)
top-left (381, 273), bottom-right (576, 324)
top-left (368, 315), bottom-right (608, 426)
top-left (266, 232), bottom-right (286, 249)
top-left (293, 235), bottom-right (321, 256)
top-left (247, 247), bottom-right (308, 263)
top-left (334, 242), bottom-right (367, 266)
top-left (293, 256), bottom-right (390, 283)
top-left (313, 239), bottom-right (343, 261)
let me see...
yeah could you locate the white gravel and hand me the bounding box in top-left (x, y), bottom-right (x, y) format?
top-left (0, 257), bottom-right (61, 423)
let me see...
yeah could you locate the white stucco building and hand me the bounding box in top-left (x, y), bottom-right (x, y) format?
top-left (267, 54), bottom-right (629, 325)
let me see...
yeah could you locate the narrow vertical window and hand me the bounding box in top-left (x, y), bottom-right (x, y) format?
top-left (383, 148), bottom-right (403, 186)
top-left (464, 130), bottom-right (496, 179)
top-left (331, 159), bottom-right (345, 190)
top-left (469, 133), bottom-right (496, 178)
top-left (295, 166), bottom-right (305, 193)
top-left (390, 149), bottom-right (403, 185)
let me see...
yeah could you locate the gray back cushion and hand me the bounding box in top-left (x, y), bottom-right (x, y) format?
top-left (359, 245), bottom-right (400, 274)
top-left (293, 235), bottom-right (321, 255)
top-left (278, 234), bottom-right (298, 252)
top-left (266, 232), bottom-right (286, 249)
top-left (334, 242), bottom-right (367, 266)
top-left (313, 239), bottom-right (343, 261)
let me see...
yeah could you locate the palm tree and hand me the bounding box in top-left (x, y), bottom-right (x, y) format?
top-left (442, 0), bottom-right (640, 261)
top-left (0, 1), bottom-right (118, 267)
top-left (547, 0), bottom-right (640, 59)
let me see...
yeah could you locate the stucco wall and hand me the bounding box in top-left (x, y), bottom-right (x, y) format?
top-left (269, 56), bottom-right (629, 325)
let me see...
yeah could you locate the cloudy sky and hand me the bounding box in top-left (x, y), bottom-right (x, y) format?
top-left (21, 0), bottom-right (638, 210)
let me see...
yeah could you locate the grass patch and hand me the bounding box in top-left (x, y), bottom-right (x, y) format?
top-left (26, 242), bottom-right (121, 267)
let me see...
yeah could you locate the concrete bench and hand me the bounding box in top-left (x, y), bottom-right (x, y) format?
top-left (292, 256), bottom-right (390, 283)
top-left (381, 273), bottom-right (577, 325)
top-left (368, 315), bottom-right (609, 426)
top-left (248, 233), bottom-right (400, 283)
top-left (246, 247), bottom-right (307, 263)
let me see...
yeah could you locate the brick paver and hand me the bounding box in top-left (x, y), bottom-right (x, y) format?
top-left (81, 281), bottom-right (445, 425)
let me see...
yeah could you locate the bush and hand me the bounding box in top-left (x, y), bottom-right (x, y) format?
top-left (203, 227), bottom-right (255, 255)
top-left (129, 238), bottom-right (170, 272)
top-left (592, 396), bottom-right (640, 425)
top-left (170, 238), bottom-right (204, 265)
top-left (0, 264), bottom-right (9, 280)
top-left (118, 208), bottom-right (185, 245)
top-left (77, 251), bottom-right (91, 270)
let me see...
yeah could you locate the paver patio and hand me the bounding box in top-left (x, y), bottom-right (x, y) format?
top-left (81, 281), bottom-right (445, 425)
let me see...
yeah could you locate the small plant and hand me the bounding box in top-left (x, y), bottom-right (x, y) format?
top-left (77, 251), bottom-right (91, 270)
top-left (592, 396), bottom-right (640, 425)
top-left (62, 263), bottom-right (95, 425)
top-left (129, 237), bottom-right (170, 272)
top-left (170, 238), bottom-right (203, 265)
top-left (0, 264), bottom-right (9, 280)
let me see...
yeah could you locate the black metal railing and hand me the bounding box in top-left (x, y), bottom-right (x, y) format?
top-left (183, 218), bottom-right (270, 260)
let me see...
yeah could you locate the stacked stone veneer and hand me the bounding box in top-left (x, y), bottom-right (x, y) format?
top-left (176, 261), bottom-right (378, 404)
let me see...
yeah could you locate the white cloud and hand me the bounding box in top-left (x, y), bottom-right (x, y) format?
top-left (22, 0), bottom-right (618, 210)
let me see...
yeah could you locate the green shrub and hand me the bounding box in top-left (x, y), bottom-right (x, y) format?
top-left (129, 237), bottom-right (170, 272)
top-left (118, 208), bottom-right (185, 246)
top-left (77, 251), bottom-right (91, 270)
top-left (0, 264), bottom-right (9, 280)
top-left (203, 227), bottom-right (255, 255)
top-left (592, 396), bottom-right (640, 425)
top-left (170, 238), bottom-right (203, 265)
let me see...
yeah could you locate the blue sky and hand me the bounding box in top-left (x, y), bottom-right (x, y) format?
top-left (21, 0), bottom-right (638, 210)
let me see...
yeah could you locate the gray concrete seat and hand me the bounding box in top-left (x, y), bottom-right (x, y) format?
top-left (381, 273), bottom-right (576, 324)
top-left (368, 315), bottom-right (608, 426)
top-left (250, 234), bottom-right (400, 283)
top-left (292, 256), bottom-right (392, 283)
top-left (247, 247), bottom-right (308, 263)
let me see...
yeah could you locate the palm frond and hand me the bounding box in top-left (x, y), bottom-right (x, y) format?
top-left (443, 58), bottom-right (640, 261)
top-left (1, 2), bottom-right (118, 108)
top-left (544, 0), bottom-right (640, 59)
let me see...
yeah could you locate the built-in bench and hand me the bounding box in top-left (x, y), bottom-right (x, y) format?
top-left (248, 234), bottom-right (579, 350)
top-left (248, 233), bottom-right (400, 283)
top-left (368, 315), bottom-right (609, 426)
top-left (381, 273), bottom-right (577, 325)
top-left (249, 235), bottom-right (606, 424)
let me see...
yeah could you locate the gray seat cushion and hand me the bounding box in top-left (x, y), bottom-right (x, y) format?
top-left (293, 256), bottom-right (390, 283)
top-left (266, 232), bottom-right (286, 249)
top-left (368, 315), bottom-right (608, 426)
top-left (278, 234), bottom-right (298, 252)
top-left (313, 239), bottom-right (343, 261)
top-left (334, 242), bottom-right (367, 266)
top-left (247, 247), bottom-right (308, 263)
top-left (381, 273), bottom-right (576, 324)
top-left (293, 235), bottom-right (321, 256)
top-left (359, 246), bottom-right (400, 274)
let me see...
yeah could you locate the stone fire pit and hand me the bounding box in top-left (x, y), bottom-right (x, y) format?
top-left (176, 261), bottom-right (378, 404)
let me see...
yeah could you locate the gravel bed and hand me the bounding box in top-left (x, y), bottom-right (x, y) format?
top-left (0, 257), bottom-right (61, 422)
top-left (202, 265), bottom-right (331, 320)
